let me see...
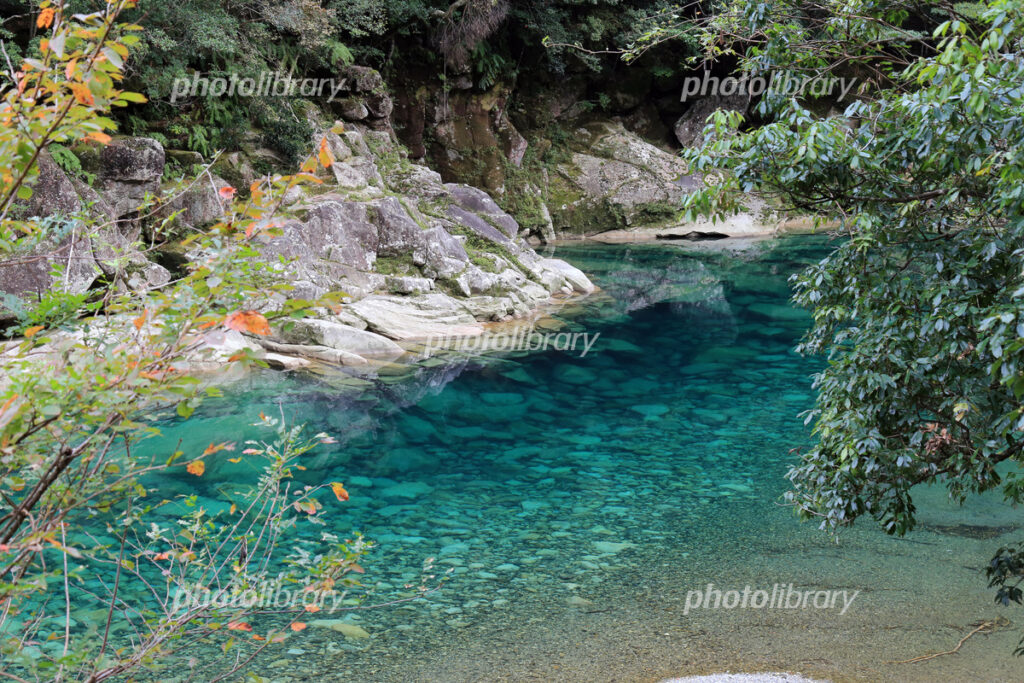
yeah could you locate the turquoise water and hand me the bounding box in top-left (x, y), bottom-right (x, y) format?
top-left (11, 237), bottom-right (1024, 681)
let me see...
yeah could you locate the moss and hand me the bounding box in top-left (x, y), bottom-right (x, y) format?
top-left (372, 251), bottom-right (419, 276)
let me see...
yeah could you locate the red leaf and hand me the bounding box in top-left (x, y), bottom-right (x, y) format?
top-left (226, 621), bottom-right (252, 632)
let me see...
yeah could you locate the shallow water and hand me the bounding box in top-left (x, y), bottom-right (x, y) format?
top-left (15, 237), bottom-right (1024, 681)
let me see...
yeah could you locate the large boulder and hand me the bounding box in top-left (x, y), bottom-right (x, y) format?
top-left (1, 151), bottom-right (169, 310)
top-left (155, 172), bottom-right (232, 231)
top-left (96, 137), bottom-right (165, 217)
top-left (548, 121), bottom-right (690, 234)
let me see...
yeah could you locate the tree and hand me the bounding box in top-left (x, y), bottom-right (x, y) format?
top-left (0, 2), bottom-right (390, 679)
top-left (672, 0), bottom-right (1024, 652)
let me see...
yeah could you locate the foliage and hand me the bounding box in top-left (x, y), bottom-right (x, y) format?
top-left (0, 3), bottom-right (398, 680)
top-left (674, 0), bottom-right (1024, 651)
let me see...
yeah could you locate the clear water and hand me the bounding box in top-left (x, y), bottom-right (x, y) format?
top-left (15, 237), bottom-right (1024, 681)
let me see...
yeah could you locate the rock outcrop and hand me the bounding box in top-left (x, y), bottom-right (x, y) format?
top-left (254, 123), bottom-right (595, 333)
top-left (547, 121), bottom-right (692, 234)
top-left (4, 118), bottom-right (596, 373)
top-left (0, 147), bottom-right (171, 315)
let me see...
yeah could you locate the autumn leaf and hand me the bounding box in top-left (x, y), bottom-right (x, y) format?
top-left (252, 634), bottom-right (266, 641)
top-left (153, 552), bottom-right (171, 561)
top-left (330, 482), bottom-right (349, 502)
top-left (198, 317), bottom-right (222, 330)
top-left (318, 138), bottom-right (332, 168)
top-left (69, 82), bottom-right (94, 105)
top-left (293, 499), bottom-right (318, 515)
top-left (186, 461), bottom-right (206, 477)
top-left (65, 58), bottom-right (77, 80)
top-left (133, 309), bottom-right (147, 331)
top-left (203, 442), bottom-right (234, 456)
top-left (226, 621), bottom-right (252, 632)
top-left (218, 185), bottom-right (236, 201)
top-left (225, 310), bottom-right (271, 336)
top-left (304, 604), bottom-right (320, 613)
top-left (0, 394), bottom-right (20, 417)
top-left (229, 503), bottom-right (237, 515)
top-left (24, 325), bottom-right (43, 339)
top-left (37, 8), bottom-right (55, 28)
top-left (290, 622), bottom-right (307, 632)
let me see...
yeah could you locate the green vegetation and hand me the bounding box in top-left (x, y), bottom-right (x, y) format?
top-left (0, 4), bottom-right (377, 679)
top-left (674, 0), bottom-right (1024, 651)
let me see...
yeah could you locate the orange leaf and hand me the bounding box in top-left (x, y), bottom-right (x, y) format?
top-left (65, 58), bottom-right (77, 80)
top-left (198, 317), bottom-right (222, 330)
top-left (37, 8), bottom-right (54, 28)
top-left (133, 309), bottom-right (147, 331)
top-left (228, 457), bottom-right (242, 464)
top-left (187, 461), bottom-right (206, 477)
top-left (227, 352), bottom-right (245, 362)
top-left (318, 138), bottom-right (332, 168)
top-left (39, 39), bottom-right (49, 53)
top-left (293, 499), bottom-right (317, 515)
top-left (290, 622), bottom-right (307, 632)
top-left (252, 634), bottom-right (265, 641)
top-left (201, 440), bottom-right (232, 456)
top-left (226, 621), bottom-right (252, 632)
top-left (330, 482), bottom-right (349, 502)
top-left (225, 311), bottom-right (271, 336)
top-left (69, 82), bottom-right (93, 106)
top-left (229, 503), bottom-right (237, 514)
top-left (153, 552), bottom-right (171, 561)
top-left (304, 604), bottom-right (320, 613)
top-left (24, 325), bottom-right (43, 339)
top-left (218, 186), bottom-right (236, 201)
top-left (0, 394), bottom-right (19, 417)
top-left (87, 131), bottom-right (111, 145)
